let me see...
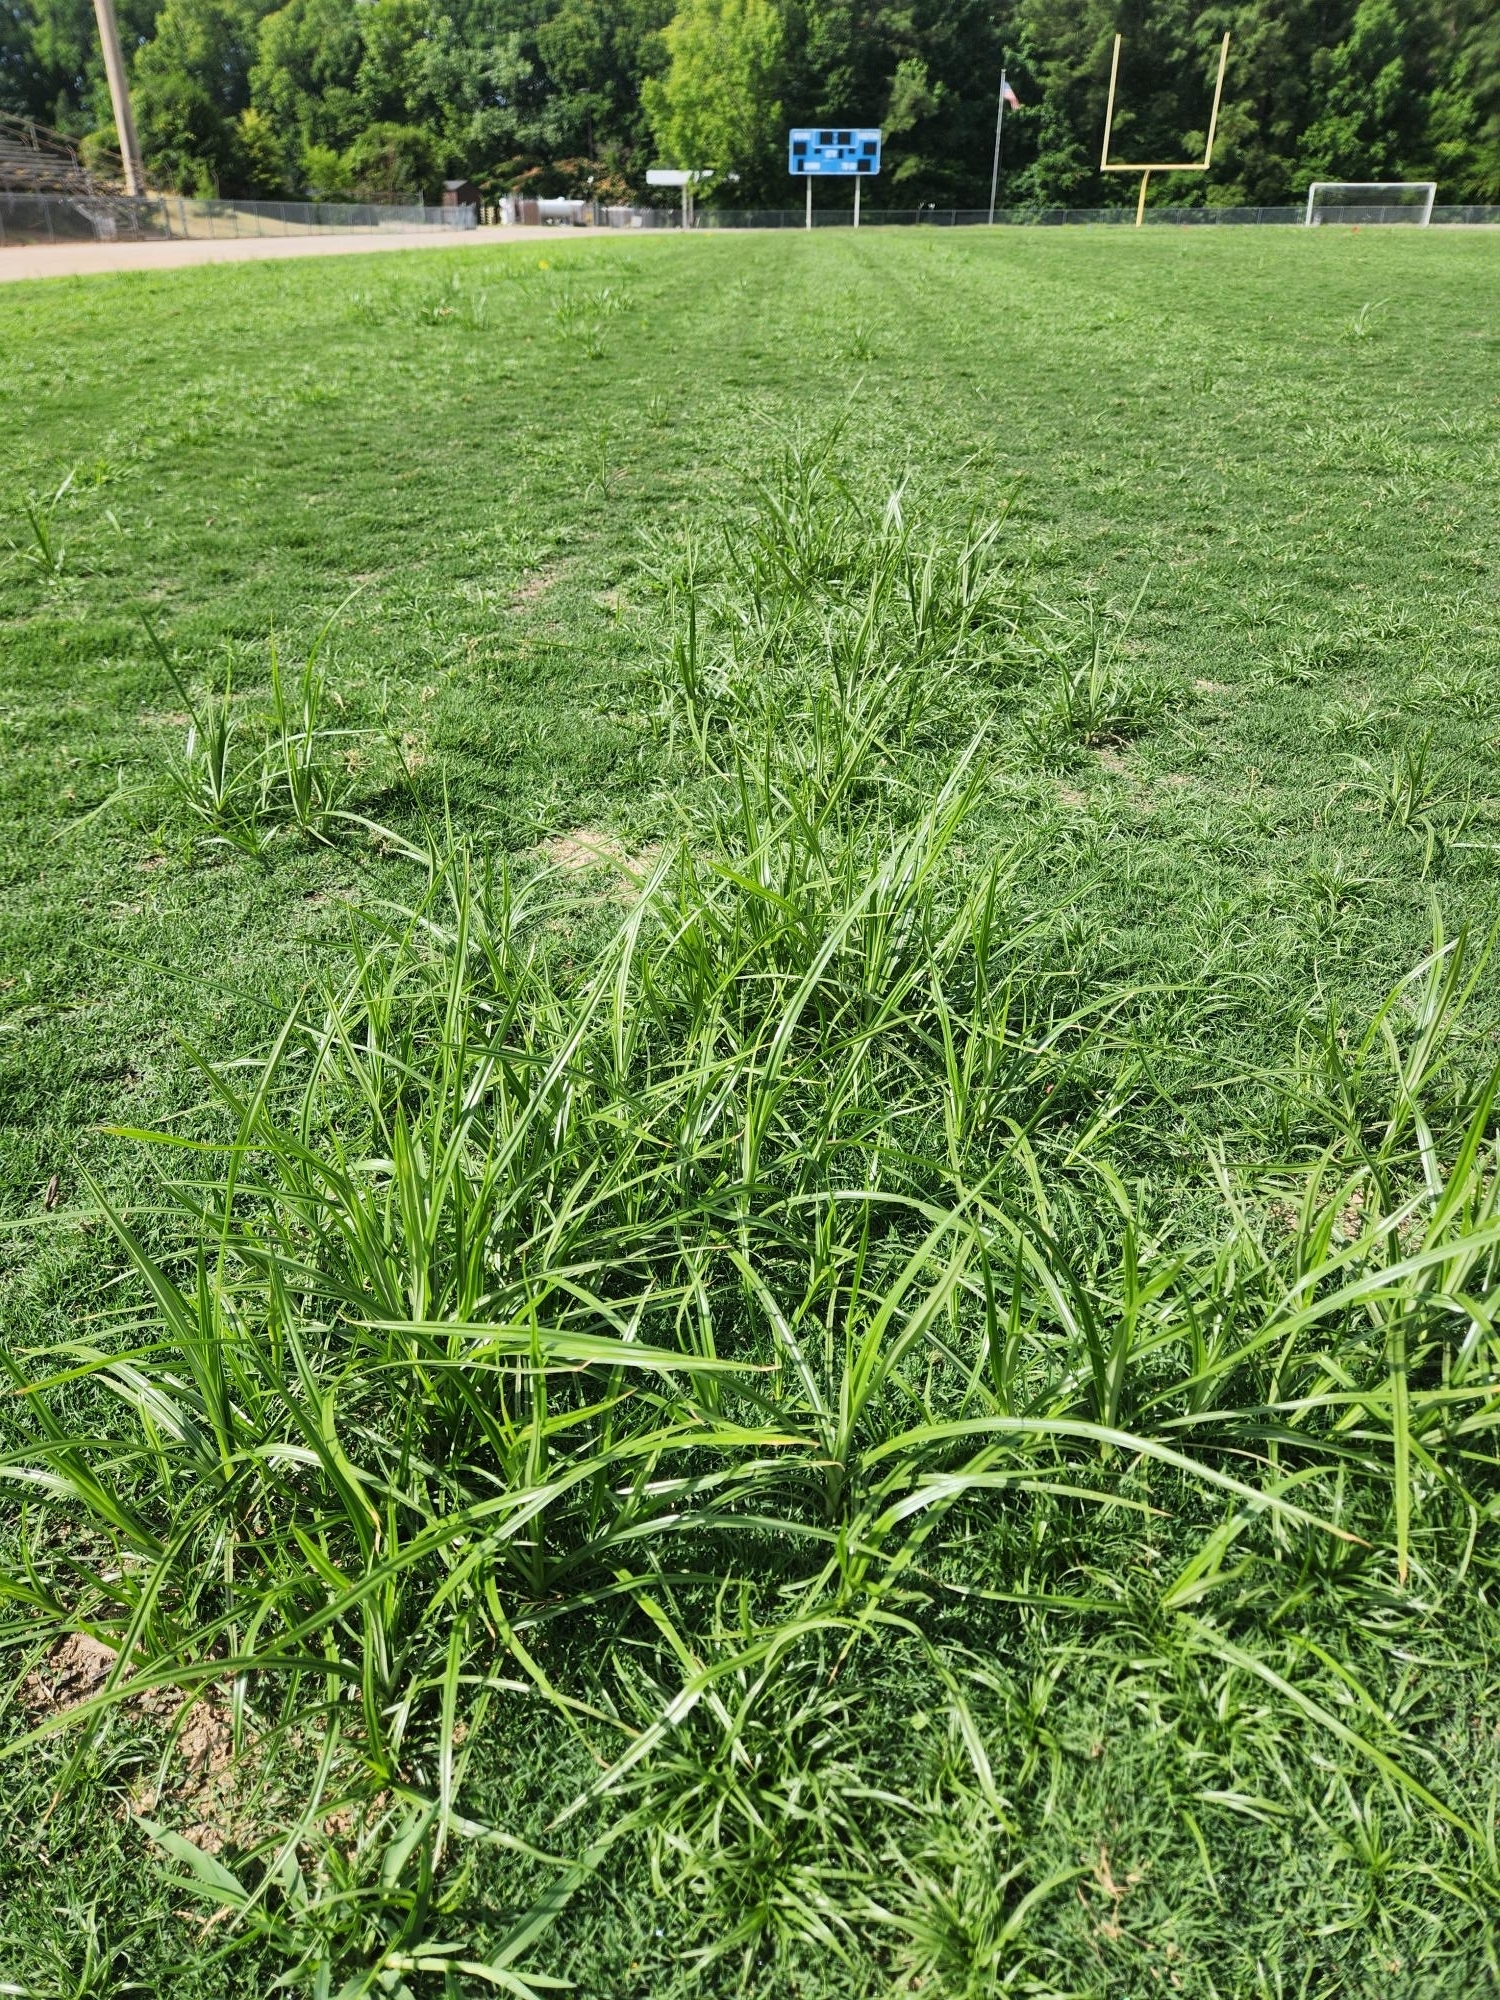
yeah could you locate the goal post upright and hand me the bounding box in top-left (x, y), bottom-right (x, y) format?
top-left (1101, 33), bottom-right (1122, 171)
top-left (1202, 32), bottom-right (1230, 166)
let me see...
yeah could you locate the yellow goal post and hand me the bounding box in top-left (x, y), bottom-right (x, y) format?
top-left (1100, 31), bottom-right (1231, 226)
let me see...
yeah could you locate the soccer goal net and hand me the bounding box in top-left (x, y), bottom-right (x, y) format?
top-left (1305, 181), bottom-right (1436, 226)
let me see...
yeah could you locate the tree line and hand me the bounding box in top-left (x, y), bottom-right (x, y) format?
top-left (2, 0), bottom-right (1497, 209)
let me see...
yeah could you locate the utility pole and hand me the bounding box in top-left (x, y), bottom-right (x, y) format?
top-left (92, 0), bottom-right (145, 196)
top-left (987, 69), bottom-right (1008, 225)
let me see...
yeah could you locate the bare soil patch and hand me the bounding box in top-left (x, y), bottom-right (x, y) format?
top-left (541, 827), bottom-right (663, 884)
top-left (23, 1631), bottom-right (240, 1847)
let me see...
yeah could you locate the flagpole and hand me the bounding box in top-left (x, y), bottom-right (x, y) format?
top-left (988, 69), bottom-right (1007, 225)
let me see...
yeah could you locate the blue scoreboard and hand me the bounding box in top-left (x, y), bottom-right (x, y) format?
top-left (788, 128), bottom-right (882, 177)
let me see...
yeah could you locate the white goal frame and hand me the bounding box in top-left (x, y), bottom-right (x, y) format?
top-left (1305, 181), bottom-right (1436, 226)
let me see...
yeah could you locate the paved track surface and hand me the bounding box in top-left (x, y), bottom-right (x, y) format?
top-left (0, 224), bottom-right (640, 284)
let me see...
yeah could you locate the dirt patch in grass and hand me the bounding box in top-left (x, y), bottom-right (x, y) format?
top-left (541, 826), bottom-right (664, 885)
top-left (23, 1631), bottom-right (240, 1847)
top-left (542, 825), bottom-right (630, 872)
top-left (21, 1629), bottom-right (119, 1715)
top-left (511, 565), bottom-right (563, 610)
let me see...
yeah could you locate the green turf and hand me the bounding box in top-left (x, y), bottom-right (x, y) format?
top-left (2, 227), bottom-right (1500, 1998)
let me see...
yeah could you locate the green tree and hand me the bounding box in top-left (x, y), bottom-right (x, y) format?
top-left (1297, 0), bottom-right (1434, 183)
top-left (300, 138), bottom-right (350, 194)
top-left (341, 114), bottom-right (437, 196)
top-left (1006, 0), bottom-right (1225, 208)
top-left (249, 0), bottom-right (364, 155)
top-left (1, 0), bottom-right (155, 131)
top-left (535, 0), bottom-right (671, 173)
top-left (249, 0), bottom-right (540, 194)
top-left (9, 0), bottom-right (1500, 211)
top-left (351, 0), bottom-right (430, 128)
top-left (1004, 0), bottom-right (1500, 210)
top-left (235, 100), bottom-right (284, 186)
top-left (1465, 1), bottom-right (1500, 194)
top-left (131, 0), bottom-right (268, 192)
top-left (643, 0), bottom-right (784, 198)
top-left (782, 0), bottom-right (1004, 206)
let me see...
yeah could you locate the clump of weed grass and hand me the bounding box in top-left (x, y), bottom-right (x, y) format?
top-left (641, 429), bottom-right (1034, 773)
top-left (414, 277), bottom-right (490, 331)
top-left (1347, 297), bottom-right (1392, 342)
top-left (7, 452), bottom-right (1500, 1993)
top-left (143, 609), bottom-right (373, 852)
top-left (12, 473), bottom-right (74, 583)
top-left (553, 285), bottom-right (629, 360)
top-left (3, 469), bottom-right (110, 590)
top-left (1351, 726), bottom-right (1469, 872)
top-left (1024, 593), bottom-right (1172, 761)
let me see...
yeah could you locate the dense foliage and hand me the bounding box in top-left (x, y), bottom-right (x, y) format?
top-left (2, 0), bottom-right (1497, 205)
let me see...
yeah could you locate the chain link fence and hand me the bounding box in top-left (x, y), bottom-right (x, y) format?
top-left (7, 189), bottom-right (1497, 248)
top-left (683, 202), bottom-right (1500, 229)
top-left (503, 199), bottom-right (1500, 232)
top-left (0, 193), bottom-right (477, 247)
top-left (526, 200), bottom-right (1500, 231)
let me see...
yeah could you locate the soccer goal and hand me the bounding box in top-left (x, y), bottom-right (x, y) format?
top-left (1305, 181), bottom-right (1436, 226)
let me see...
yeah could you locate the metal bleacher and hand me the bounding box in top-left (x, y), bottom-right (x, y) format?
top-left (0, 113), bottom-right (168, 243)
top-left (0, 114), bottom-right (118, 192)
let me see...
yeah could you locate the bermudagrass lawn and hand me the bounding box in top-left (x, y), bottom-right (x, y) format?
top-left (2, 228), bottom-right (1500, 1998)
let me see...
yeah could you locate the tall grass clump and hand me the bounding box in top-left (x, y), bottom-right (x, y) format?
top-left (7, 442), bottom-right (1500, 1990)
top-left (10, 470), bottom-right (76, 584)
top-left (144, 609), bottom-right (371, 853)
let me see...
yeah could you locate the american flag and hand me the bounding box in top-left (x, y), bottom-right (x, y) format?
top-left (1001, 79), bottom-right (1021, 110)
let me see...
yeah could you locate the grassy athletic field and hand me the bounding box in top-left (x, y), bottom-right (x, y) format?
top-left (2, 228), bottom-right (1500, 1997)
